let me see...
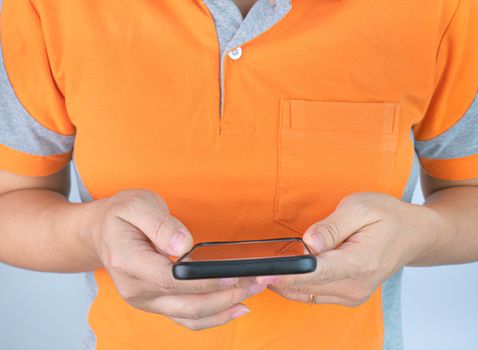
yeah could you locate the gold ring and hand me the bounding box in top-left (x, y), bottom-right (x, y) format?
top-left (307, 294), bottom-right (317, 305)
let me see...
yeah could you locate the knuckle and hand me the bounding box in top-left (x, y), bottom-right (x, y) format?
top-left (187, 306), bottom-right (206, 321)
top-left (356, 202), bottom-right (375, 219)
top-left (348, 291), bottom-right (364, 303)
top-left (111, 189), bottom-right (133, 202)
top-left (113, 190), bottom-right (155, 212)
top-left (365, 204), bottom-right (383, 219)
top-left (277, 288), bottom-right (299, 301)
top-left (316, 263), bottom-right (335, 282)
top-left (281, 286), bottom-right (302, 295)
top-left (340, 193), bottom-right (380, 218)
top-left (115, 189), bottom-right (144, 204)
top-left (101, 197), bottom-right (126, 219)
top-left (177, 319), bottom-right (200, 331)
top-left (343, 299), bottom-right (362, 307)
top-left (121, 189), bottom-right (168, 212)
top-left (105, 190), bottom-right (169, 228)
top-left (152, 216), bottom-right (168, 244)
top-left (116, 189), bottom-right (139, 197)
top-left (317, 222), bottom-right (340, 247)
top-left (228, 291), bottom-right (242, 306)
top-left (126, 191), bottom-right (153, 208)
top-left (339, 192), bottom-right (366, 207)
top-left (129, 189), bottom-right (156, 200)
top-left (287, 276), bottom-right (299, 286)
top-left (364, 259), bottom-right (379, 275)
top-left (237, 286), bottom-right (253, 301)
top-left (118, 287), bottom-right (136, 303)
top-left (345, 296), bottom-right (368, 307)
top-left (285, 292), bottom-right (302, 303)
top-left (188, 324), bottom-right (202, 331)
top-left (212, 316), bottom-right (229, 329)
top-left (197, 279), bottom-right (217, 292)
top-left (154, 195), bottom-right (169, 210)
top-left (109, 254), bottom-right (126, 274)
top-left (355, 257), bottom-right (379, 277)
top-left (155, 273), bottom-right (176, 293)
top-left (345, 285), bottom-right (371, 306)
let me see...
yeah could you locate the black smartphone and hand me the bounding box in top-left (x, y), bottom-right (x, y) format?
top-left (172, 237), bottom-right (317, 280)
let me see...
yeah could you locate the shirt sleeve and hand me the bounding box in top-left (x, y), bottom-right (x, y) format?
top-left (413, 0), bottom-right (478, 181)
top-left (0, 0), bottom-right (75, 177)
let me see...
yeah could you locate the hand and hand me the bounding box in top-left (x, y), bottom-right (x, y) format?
top-left (256, 192), bottom-right (440, 306)
top-left (86, 189), bottom-right (265, 330)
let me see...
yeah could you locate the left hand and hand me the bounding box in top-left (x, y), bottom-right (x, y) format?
top-left (257, 192), bottom-right (441, 306)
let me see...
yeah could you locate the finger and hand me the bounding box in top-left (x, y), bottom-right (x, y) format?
top-left (268, 287), bottom-right (347, 306)
top-left (136, 212), bottom-right (193, 258)
top-left (110, 253), bottom-right (258, 302)
top-left (115, 190), bottom-right (194, 257)
top-left (267, 277), bottom-right (351, 297)
top-left (302, 194), bottom-right (380, 254)
top-left (151, 214), bottom-right (194, 258)
top-left (141, 284), bottom-right (266, 318)
top-left (256, 249), bottom-right (352, 286)
top-left (169, 304), bottom-right (251, 331)
top-left (110, 271), bottom-right (164, 302)
top-left (268, 278), bottom-right (373, 306)
top-left (120, 245), bottom-right (256, 294)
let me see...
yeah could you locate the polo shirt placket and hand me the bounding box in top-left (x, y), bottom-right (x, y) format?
top-left (201, 0), bottom-right (291, 132)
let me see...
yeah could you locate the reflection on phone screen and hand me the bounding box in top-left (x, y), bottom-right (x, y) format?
top-left (181, 238), bottom-right (310, 262)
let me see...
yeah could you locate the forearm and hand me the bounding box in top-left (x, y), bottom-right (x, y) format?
top-left (409, 186), bottom-right (478, 266)
top-left (0, 189), bottom-right (102, 272)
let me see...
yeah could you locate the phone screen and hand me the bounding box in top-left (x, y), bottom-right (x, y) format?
top-left (180, 238), bottom-right (310, 262)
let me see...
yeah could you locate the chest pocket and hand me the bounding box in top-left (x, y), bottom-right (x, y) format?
top-left (274, 99), bottom-right (400, 233)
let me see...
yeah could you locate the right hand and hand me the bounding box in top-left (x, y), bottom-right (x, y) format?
top-left (86, 189), bottom-right (265, 330)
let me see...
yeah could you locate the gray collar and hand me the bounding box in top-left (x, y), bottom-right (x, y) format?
top-left (202, 0), bottom-right (292, 57)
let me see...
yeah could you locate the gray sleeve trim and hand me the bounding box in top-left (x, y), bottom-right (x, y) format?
top-left (72, 155), bottom-right (93, 203)
top-left (380, 129), bottom-right (418, 350)
top-left (0, 44), bottom-right (75, 156)
top-left (414, 93), bottom-right (478, 160)
top-left (402, 130), bottom-right (420, 203)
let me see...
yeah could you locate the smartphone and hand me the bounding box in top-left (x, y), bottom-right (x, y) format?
top-left (172, 237), bottom-right (317, 280)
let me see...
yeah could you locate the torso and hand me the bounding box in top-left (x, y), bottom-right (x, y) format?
top-left (1, 1), bottom-right (461, 349)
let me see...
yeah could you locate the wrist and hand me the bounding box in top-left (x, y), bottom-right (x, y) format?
top-left (78, 199), bottom-right (109, 268)
top-left (405, 203), bottom-right (449, 266)
top-left (51, 198), bottom-right (105, 270)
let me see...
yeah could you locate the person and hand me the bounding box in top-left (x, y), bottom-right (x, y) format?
top-left (0, 0), bottom-right (477, 349)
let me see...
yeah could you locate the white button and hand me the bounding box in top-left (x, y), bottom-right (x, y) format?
top-left (228, 47), bottom-right (242, 60)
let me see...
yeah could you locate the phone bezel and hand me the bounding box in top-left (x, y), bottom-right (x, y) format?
top-left (172, 237), bottom-right (317, 280)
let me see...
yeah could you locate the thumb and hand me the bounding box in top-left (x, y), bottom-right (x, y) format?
top-left (115, 192), bottom-right (194, 257)
top-left (150, 215), bottom-right (194, 258)
top-left (303, 201), bottom-right (369, 254)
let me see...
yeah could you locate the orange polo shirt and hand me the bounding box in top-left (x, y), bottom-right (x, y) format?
top-left (1, 0), bottom-right (477, 349)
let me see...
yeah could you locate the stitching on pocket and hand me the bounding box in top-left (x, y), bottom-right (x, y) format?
top-left (274, 99), bottom-right (401, 233)
top-left (274, 99), bottom-right (306, 233)
top-left (289, 99), bottom-right (398, 134)
top-left (275, 99), bottom-right (285, 230)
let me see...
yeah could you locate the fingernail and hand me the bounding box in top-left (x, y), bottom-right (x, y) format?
top-left (248, 283), bottom-right (266, 295)
top-left (220, 277), bottom-right (239, 287)
top-left (256, 276), bottom-right (279, 285)
top-left (231, 306), bottom-right (250, 319)
top-left (170, 230), bottom-right (187, 255)
top-left (309, 232), bottom-right (326, 253)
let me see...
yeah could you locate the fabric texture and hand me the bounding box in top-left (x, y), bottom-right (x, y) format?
top-left (413, 0), bottom-right (478, 180)
top-left (0, 46), bottom-right (74, 156)
top-left (415, 93), bottom-right (478, 159)
top-left (0, 0), bottom-right (75, 176)
top-left (1, 0), bottom-right (477, 349)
